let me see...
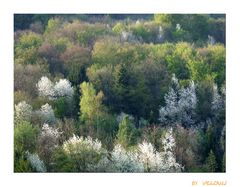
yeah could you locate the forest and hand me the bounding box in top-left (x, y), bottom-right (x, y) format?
top-left (14, 14), bottom-right (225, 172)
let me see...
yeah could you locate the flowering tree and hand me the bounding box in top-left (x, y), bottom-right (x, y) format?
top-left (63, 135), bottom-right (108, 172)
top-left (159, 75), bottom-right (197, 127)
top-left (212, 84), bottom-right (225, 113)
top-left (110, 144), bottom-right (144, 172)
top-left (110, 129), bottom-right (182, 172)
top-left (58, 129), bottom-right (182, 172)
top-left (38, 124), bottom-right (61, 166)
top-left (54, 79), bottom-right (74, 98)
top-left (137, 140), bottom-right (163, 172)
top-left (15, 101), bottom-right (32, 122)
top-left (36, 76), bottom-right (55, 99)
top-left (36, 76), bottom-right (74, 99)
top-left (161, 128), bottom-right (182, 172)
top-left (136, 128), bottom-right (181, 172)
top-left (39, 103), bottom-right (56, 124)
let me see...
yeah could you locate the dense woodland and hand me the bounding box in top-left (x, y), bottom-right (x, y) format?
top-left (14, 14), bottom-right (225, 172)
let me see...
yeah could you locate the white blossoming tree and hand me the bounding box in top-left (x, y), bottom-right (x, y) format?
top-left (137, 140), bottom-right (166, 172)
top-left (54, 79), bottom-right (74, 98)
top-left (110, 128), bottom-right (182, 172)
top-left (110, 144), bottom-right (144, 172)
top-left (36, 76), bottom-right (74, 99)
top-left (136, 128), bottom-right (181, 172)
top-left (15, 101), bottom-right (33, 122)
top-left (36, 76), bottom-right (55, 99)
top-left (212, 84), bottom-right (225, 113)
top-left (63, 135), bottom-right (108, 172)
top-left (58, 129), bottom-right (182, 172)
top-left (161, 128), bottom-right (182, 172)
top-left (38, 124), bottom-right (61, 167)
top-left (39, 103), bottom-right (56, 124)
top-left (159, 75), bottom-right (197, 127)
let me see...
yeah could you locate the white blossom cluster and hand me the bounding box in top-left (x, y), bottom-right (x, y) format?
top-left (15, 101), bottom-right (32, 121)
top-left (157, 25), bottom-right (164, 42)
top-left (212, 84), bottom-right (225, 112)
top-left (36, 76), bottom-right (74, 99)
top-left (111, 144), bottom-right (144, 172)
top-left (159, 75), bottom-right (197, 127)
top-left (15, 101), bottom-right (56, 125)
top-left (40, 123), bottom-right (61, 141)
top-left (176, 23), bottom-right (181, 31)
top-left (208, 35), bottom-right (215, 45)
top-left (26, 152), bottom-right (46, 172)
top-left (160, 128), bottom-right (182, 172)
top-left (38, 103), bottom-right (56, 124)
top-left (54, 79), bottom-right (74, 98)
top-left (137, 140), bottom-right (163, 172)
top-left (110, 128), bottom-right (182, 172)
top-left (61, 130), bottom-right (182, 172)
top-left (36, 76), bottom-right (55, 98)
top-left (63, 135), bottom-right (103, 155)
top-left (38, 124), bottom-right (61, 158)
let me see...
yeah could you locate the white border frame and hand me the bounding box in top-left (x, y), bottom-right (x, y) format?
top-left (1, 0), bottom-right (239, 186)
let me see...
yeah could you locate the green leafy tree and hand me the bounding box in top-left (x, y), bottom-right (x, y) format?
top-left (15, 32), bottom-right (43, 64)
top-left (112, 22), bottom-right (126, 33)
top-left (14, 121), bottom-right (39, 154)
top-left (205, 150), bottom-right (217, 172)
top-left (166, 42), bottom-right (193, 80)
top-left (79, 82), bottom-right (104, 122)
top-left (117, 115), bottom-right (138, 148)
top-left (79, 82), bottom-right (117, 146)
top-left (14, 121), bottom-right (39, 172)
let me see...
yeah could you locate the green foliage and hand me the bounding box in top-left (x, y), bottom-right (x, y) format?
top-left (132, 22), bottom-right (151, 42)
top-left (54, 97), bottom-right (67, 119)
top-left (44, 18), bottom-right (62, 34)
top-left (117, 115), bottom-right (138, 148)
top-left (14, 121), bottom-right (39, 154)
top-left (201, 44), bottom-right (225, 86)
top-left (15, 32), bottom-right (43, 64)
top-left (14, 121), bottom-right (39, 172)
top-left (79, 82), bottom-right (104, 122)
top-left (205, 150), bottom-right (217, 172)
top-left (14, 155), bottom-right (32, 172)
top-left (165, 44), bottom-right (191, 80)
top-left (51, 148), bottom-right (76, 172)
top-left (154, 14), bottom-right (211, 43)
top-left (93, 113), bottom-right (118, 149)
top-left (76, 23), bottom-right (108, 47)
top-left (79, 82), bottom-right (117, 148)
top-left (112, 22), bottom-right (126, 33)
top-left (196, 77), bottom-right (215, 121)
top-left (92, 40), bottom-right (149, 66)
